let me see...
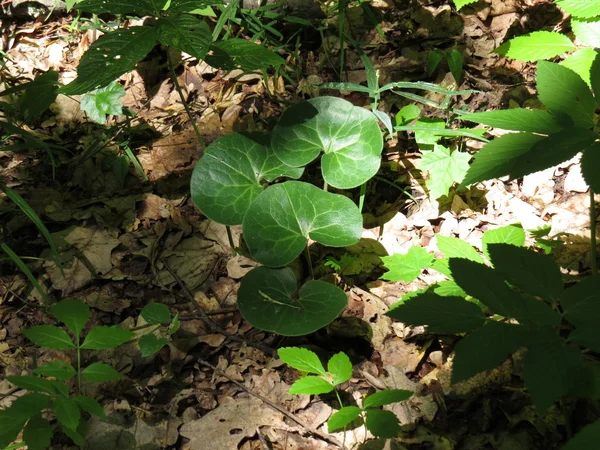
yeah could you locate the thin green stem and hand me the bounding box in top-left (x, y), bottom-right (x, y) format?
top-left (590, 188), bottom-right (598, 276)
top-left (226, 226), bottom-right (237, 256)
top-left (323, 181), bottom-right (328, 192)
top-left (334, 388), bottom-right (343, 409)
top-left (167, 51), bottom-right (205, 150)
top-left (76, 339), bottom-right (81, 395)
top-left (305, 246), bottom-right (314, 280)
top-left (358, 182), bottom-right (367, 212)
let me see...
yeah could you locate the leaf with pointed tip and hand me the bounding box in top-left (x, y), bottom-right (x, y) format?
top-left (80, 81), bottom-right (125, 124)
top-left (33, 361), bottom-right (76, 381)
top-left (561, 48), bottom-right (598, 87)
top-left (447, 49), bottom-right (462, 84)
top-left (592, 52), bottom-right (600, 104)
top-left (419, 145), bottom-right (471, 199)
top-left (191, 133), bottom-right (303, 226)
top-left (453, 0), bottom-right (479, 9)
top-left (73, 395), bottom-right (106, 418)
top-left (327, 406), bottom-right (362, 432)
top-left (82, 363), bottom-right (123, 382)
top-left (278, 347), bottom-right (327, 375)
top-left (436, 235), bottom-right (483, 263)
top-left (572, 18), bottom-right (600, 47)
top-left (75, 0), bottom-right (167, 15)
top-left (380, 246), bottom-right (433, 283)
top-left (53, 397), bottom-right (80, 431)
top-left (362, 389), bottom-right (412, 408)
top-left (271, 97), bottom-right (383, 189)
top-left (495, 31), bottom-right (574, 62)
top-left (205, 38), bottom-right (285, 71)
top-left (51, 299), bottom-right (90, 338)
top-left (242, 182), bottom-right (362, 267)
top-left (555, 0), bottom-right (600, 18)
top-left (167, 0), bottom-right (222, 13)
top-left (139, 334), bottom-right (168, 357)
top-left (6, 394), bottom-right (51, 422)
top-left (288, 376), bottom-right (335, 395)
top-left (560, 276), bottom-right (600, 328)
top-left (156, 15), bottom-right (211, 60)
top-left (238, 267), bottom-right (348, 336)
top-left (460, 108), bottom-right (563, 134)
top-left (328, 352), bottom-right (353, 385)
top-left (365, 409), bottom-right (401, 439)
top-left (23, 326), bottom-right (75, 349)
top-left (80, 326), bottom-right (134, 349)
top-left (23, 414), bottom-right (52, 450)
top-left (482, 224), bottom-right (525, 261)
top-left (140, 302), bottom-right (170, 325)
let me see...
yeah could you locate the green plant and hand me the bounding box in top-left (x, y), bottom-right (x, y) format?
top-left (191, 96), bottom-right (383, 335)
top-left (0, 299), bottom-right (135, 449)
top-left (427, 48), bottom-right (463, 85)
top-left (137, 301), bottom-right (180, 357)
top-left (278, 347), bottom-right (413, 439)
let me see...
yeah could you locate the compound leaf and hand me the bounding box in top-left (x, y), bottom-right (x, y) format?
top-left (80, 81), bottom-right (125, 124)
top-left (561, 276), bottom-right (600, 327)
top-left (205, 38), bottom-right (285, 71)
top-left (6, 376), bottom-right (57, 395)
top-left (495, 31), bottom-right (574, 62)
top-left (23, 325), bottom-right (75, 349)
top-left (328, 352), bottom-right (353, 385)
top-left (32, 361), bottom-right (77, 381)
top-left (561, 48), bottom-right (598, 87)
top-left (51, 299), bottom-right (90, 338)
top-left (80, 326), bottom-right (134, 349)
top-left (327, 406), bottom-right (362, 432)
top-left (272, 97), bottom-right (383, 189)
top-left (82, 363), bottom-right (123, 382)
top-left (156, 14), bottom-right (211, 60)
top-left (420, 145), bottom-right (470, 199)
top-left (288, 376), bottom-right (335, 395)
top-left (460, 108), bottom-right (563, 134)
top-left (23, 414), bottom-right (52, 450)
top-left (362, 389), bottom-right (412, 408)
top-left (6, 393), bottom-right (51, 422)
top-left (53, 397), bottom-right (80, 431)
top-left (380, 246), bottom-right (433, 283)
top-left (278, 347), bottom-right (327, 375)
top-left (569, 326), bottom-right (600, 353)
top-left (482, 224), bottom-right (525, 261)
top-left (140, 302), bottom-right (170, 325)
top-left (72, 396), bottom-right (106, 418)
top-left (437, 235), bottom-right (483, 263)
top-left (238, 267), bottom-right (348, 336)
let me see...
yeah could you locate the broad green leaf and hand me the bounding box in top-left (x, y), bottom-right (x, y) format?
top-left (167, 0), bottom-right (222, 13)
top-left (59, 27), bottom-right (157, 96)
top-left (592, 53), bottom-right (600, 104)
top-left (461, 132), bottom-right (545, 186)
top-left (451, 321), bottom-right (524, 383)
top-left (482, 224), bottom-right (525, 261)
top-left (581, 143), bottom-right (600, 192)
top-left (569, 326), bottom-right (600, 353)
top-left (380, 246), bottom-right (433, 283)
top-left (6, 393), bottom-right (51, 422)
top-left (82, 363), bottom-right (123, 382)
top-left (362, 389), bottom-right (412, 408)
top-left (156, 15), bottom-right (211, 60)
top-left (139, 334), bottom-right (168, 357)
top-left (563, 419), bottom-right (600, 450)
top-left (426, 49), bottom-right (444, 76)
top-left (53, 397), bottom-right (80, 431)
top-left (23, 415), bottom-right (52, 450)
top-left (205, 38), bottom-right (285, 71)
top-left (327, 406), bottom-right (362, 432)
top-left (413, 117), bottom-right (445, 149)
top-left (560, 276), bottom-right (600, 327)
top-left (271, 97), bottom-right (383, 189)
top-left (573, 18), bottom-right (600, 47)
top-left (395, 104), bottom-right (420, 126)
top-left (80, 326), bottom-right (134, 349)
top-left (140, 302), bottom-right (171, 324)
top-left (6, 376), bottom-right (57, 395)
top-left (561, 48), bottom-right (598, 87)
top-left (0, 411), bottom-right (26, 449)
top-left (433, 280), bottom-right (467, 297)
top-left (72, 395), bottom-right (106, 418)
top-left (536, 61), bottom-right (595, 129)
top-left (555, 0), bottom-right (600, 18)
top-left (23, 325), bottom-right (75, 349)
top-left (288, 376), bottom-right (335, 395)
top-left (386, 293), bottom-right (486, 334)
top-left (453, 0), bottom-right (478, 9)
top-left (447, 50), bottom-right (462, 84)
top-left (191, 133), bottom-right (303, 226)
top-left (32, 361), bottom-right (77, 381)
top-left (60, 422), bottom-right (85, 447)
top-left (238, 267), bottom-right (348, 336)
top-left (15, 71), bottom-right (59, 121)
top-left (80, 81), bottom-right (125, 124)
top-left (436, 235), bottom-right (483, 264)
top-left (51, 299), bottom-right (90, 338)
top-left (75, 0), bottom-right (167, 14)
top-left (430, 258), bottom-right (452, 278)
top-left (496, 31), bottom-right (574, 61)
top-left (242, 182), bottom-right (362, 267)
top-left (48, 379), bottom-right (69, 397)
top-left (365, 409), bottom-right (400, 439)
top-left (420, 145), bottom-right (470, 199)
top-left (278, 347), bottom-right (327, 375)
top-left (327, 352), bottom-right (353, 385)
top-left (487, 244), bottom-right (563, 300)
top-left (460, 108), bottom-right (563, 134)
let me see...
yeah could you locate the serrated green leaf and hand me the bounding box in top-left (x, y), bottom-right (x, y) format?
top-left (561, 276), bottom-right (600, 327)
top-left (380, 246), bottom-right (433, 283)
top-left (482, 224), bottom-right (525, 261)
top-left (561, 48), bottom-right (598, 87)
top-left (23, 414), bottom-right (52, 450)
top-left (386, 292), bottom-right (486, 334)
top-left (563, 419), bottom-right (600, 450)
top-left (205, 38), bottom-right (285, 71)
top-left (363, 389), bottom-right (412, 408)
top-left (433, 280), bottom-right (468, 297)
top-left (592, 52), bottom-right (600, 104)
top-left (82, 363), bottom-right (123, 382)
top-left (496, 31), bottom-right (574, 62)
top-left (191, 133), bottom-right (303, 226)
top-left (327, 352), bottom-right (353, 385)
top-left (487, 244), bottom-right (563, 300)
top-left (365, 409), bottom-right (401, 439)
top-left (447, 49), bottom-right (462, 84)
top-left (537, 61), bottom-right (595, 129)
top-left (327, 406), bottom-right (362, 432)
top-left (288, 376), bottom-right (335, 395)
top-left (51, 299), bottom-right (90, 338)
top-left (242, 182), bottom-right (362, 267)
top-left (573, 18), bottom-right (600, 47)
top-left (53, 397), bottom-right (80, 431)
top-left (453, 0), bottom-right (478, 9)
top-left (32, 361), bottom-right (76, 381)
top-left (413, 117), bottom-right (445, 149)
top-left (452, 321), bottom-right (524, 383)
top-left (156, 14), bottom-right (211, 60)
top-left (419, 145), bottom-right (471, 199)
top-left (430, 258), bottom-right (452, 278)
top-left (139, 334), bottom-right (168, 357)
top-left (278, 347), bottom-right (327, 375)
top-left (75, 0), bottom-right (167, 15)
top-left (271, 97), bottom-right (383, 189)
top-left (581, 143), bottom-right (600, 192)
top-left (460, 108), bottom-right (563, 134)
top-left (436, 235), bottom-right (483, 263)
top-left (0, 411), bottom-right (26, 449)
top-left (80, 326), bottom-right (134, 349)
top-left (80, 81), bottom-right (125, 124)
top-left (555, 0), bottom-right (600, 18)
top-left (6, 393), bottom-right (51, 422)
top-left (73, 395), bottom-right (106, 418)
top-left (60, 27), bottom-right (157, 96)
top-left (395, 104), bottom-right (420, 126)
top-left (140, 302), bottom-right (171, 325)
top-left (23, 325), bottom-right (75, 349)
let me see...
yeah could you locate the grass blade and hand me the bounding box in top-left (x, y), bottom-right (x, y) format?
top-left (1, 242), bottom-right (50, 304)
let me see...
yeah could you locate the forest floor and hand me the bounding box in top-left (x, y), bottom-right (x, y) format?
top-left (0, 0), bottom-right (595, 449)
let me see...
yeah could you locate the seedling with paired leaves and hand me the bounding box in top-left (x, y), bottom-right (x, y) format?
top-left (0, 299), bottom-right (134, 449)
top-left (138, 302), bottom-right (180, 357)
top-left (278, 347), bottom-right (413, 439)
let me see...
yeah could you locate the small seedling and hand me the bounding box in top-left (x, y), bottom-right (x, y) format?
top-left (138, 301), bottom-right (179, 357)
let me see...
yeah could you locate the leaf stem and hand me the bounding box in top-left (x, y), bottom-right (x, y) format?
top-left (323, 181), bottom-right (328, 192)
top-left (590, 188), bottom-right (598, 276)
top-left (358, 182), bottom-right (367, 212)
top-left (76, 339), bottom-right (81, 396)
top-left (305, 246), bottom-right (314, 280)
top-left (226, 226), bottom-right (237, 256)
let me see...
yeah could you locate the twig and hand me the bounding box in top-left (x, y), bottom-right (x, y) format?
top-left (161, 260), bottom-right (275, 355)
top-left (197, 358), bottom-right (343, 448)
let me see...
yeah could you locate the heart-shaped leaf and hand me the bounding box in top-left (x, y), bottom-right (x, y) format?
top-left (242, 181), bottom-right (362, 267)
top-left (238, 267), bottom-right (348, 336)
top-left (191, 133), bottom-right (303, 226)
top-left (271, 97), bottom-right (383, 189)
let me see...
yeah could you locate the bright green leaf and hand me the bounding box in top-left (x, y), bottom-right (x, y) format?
top-left (32, 361), bottom-right (76, 381)
top-left (581, 143), bottom-right (600, 192)
top-left (168, 313), bottom-right (180, 336)
top-left (436, 235), bottom-right (483, 263)
top-left (327, 406), bottom-right (362, 432)
top-left (51, 299), bottom-right (90, 338)
top-left (140, 302), bottom-right (170, 325)
top-left (496, 31), bottom-right (574, 62)
top-left (363, 389), bottom-right (412, 408)
top-left (72, 395), bottom-right (106, 418)
top-left (156, 14), bottom-right (211, 60)
top-left (592, 52), bottom-right (600, 104)
top-left (433, 280), bottom-right (467, 297)
top-left (278, 347), bottom-right (327, 375)
top-left (420, 145), bottom-right (471, 199)
top-left (239, 267), bottom-right (348, 336)
top-left (288, 376), bottom-right (335, 395)
top-left (563, 419), bottom-right (600, 450)
top-left (53, 397), bottom-right (80, 431)
top-left (573, 18), bottom-right (600, 47)
top-left (139, 334), bottom-right (168, 357)
top-left (380, 246), bottom-right (433, 283)
top-left (453, 0), bottom-right (478, 9)
top-left (80, 81), bottom-right (125, 124)
top-left (482, 224), bottom-right (525, 261)
top-left (365, 409), bottom-right (401, 439)
top-left (242, 182), bottom-right (362, 267)
top-left (395, 104), bottom-right (420, 126)
top-left (413, 117), bottom-right (445, 149)
top-left (167, 0), bottom-right (222, 13)
top-left (23, 414), bottom-right (52, 450)
top-left (460, 108), bottom-right (563, 134)
top-left (205, 38), bottom-right (285, 71)
top-left (80, 326), bottom-right (134, 350)
top-left (82, 363), bottom-right (123, 382)
top-left (561, 48), bottom-right (598, 87)
top-left (327, 352), bottom-right (353, 386)
top-left (555, 0), bottom-right (600, 18)
top-left (23, 325), bottom-right (75, 349)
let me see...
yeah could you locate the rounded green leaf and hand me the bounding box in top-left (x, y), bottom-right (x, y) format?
top-left (32, 361), bottom-right (77, 381)
top-left (271, 97), bottom-right (383, 189)
top-left (365, 409), bottom-right (401, 439)
top-left (278, 347), bottom-right (327, 375)
top-left (362, 389), bottom-right (413, 409)
top-left (140, 302), bottom-right (171, 325)
top-left (51, 299), bottom-right (90, 338)
top-left (563, 419), bottom-right (600, 450)
top-left (23, 325), bottom-right (75, 349)
top-left (139, 334), bottom-right (168, 357)
top-left (327, 352), bottom-right (353, 385)
top-left (288, 376), bottom-right (335, 395)
top-left (80, 326), bottom-right (134, 350)
top-left (82, 363), bottom-right (123, 382)
top-left (242, 181), bottom-right (362, 267)
top-left (191, 133), bottom-right (303, 225)
top-left (156, 14), bottom-right (211, 60)
top-left (327, 406), bottom-right (362, 432)
top-left (238, 267), bottom-right (348, 336)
